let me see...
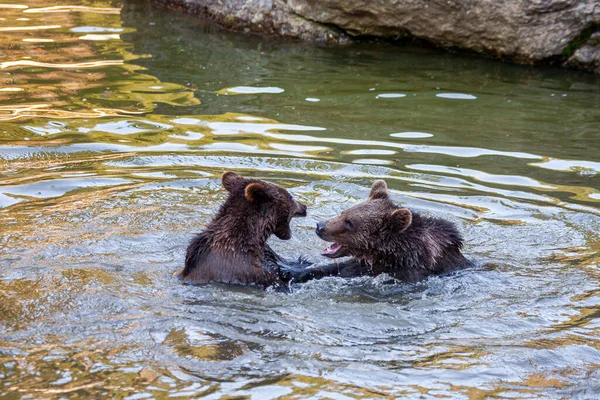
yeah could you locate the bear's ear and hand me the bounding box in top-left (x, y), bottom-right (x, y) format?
top-left (391, 208), bottom-right (412, 232)
top-left (245, 182), bottom-right (271, 203)
top-left (369, 180), bottom-right (389, 200)
top-left (222, 171), bottom-right (244, 192)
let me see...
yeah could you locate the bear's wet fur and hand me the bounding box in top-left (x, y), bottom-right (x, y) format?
top-left (305, 180), bottom-right (471, 282)
top-left (179, 171), bottom-right (307, 287)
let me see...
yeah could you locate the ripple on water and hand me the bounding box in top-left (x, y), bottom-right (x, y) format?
top-left (407, 164), bottom-right (556, 189)
top-left (79, 34), bottom-right (120, 41)
top-left (221, 86), bottom-right (285, 94)
top-left (22, 5), bottom-right (120, 14)
top-left (436, 93), bottom-right (478, 99)
top-left (531, 158), bottom-right (600, 175)
top-left (352, 158), bottom-right (392, 165)
top-left (85, 120), bottom-right (173, 135)
top-left (390, 132), bottom-right (434, 139)
top-left (0, 177), bottom-right (132, 201)
top-left (0, 192), bottom-right (23, 208)
top-left (170, 117), bottom-right (326, 135)
top-left (376, 93), bottom-right (406, 98)
top-left (0, 4), bottom-right (29, 9)
top-left (168, 131), bottom-right (205, 140)
top-left (70, 26), bottom-right (124, 33)
top-left (344, 149), bottom-right (396, 155)
top-left (0, 59), bottom-right (124, 69)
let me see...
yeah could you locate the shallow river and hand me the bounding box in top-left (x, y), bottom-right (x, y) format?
top-left (1, 0), bottom-right (600, 398)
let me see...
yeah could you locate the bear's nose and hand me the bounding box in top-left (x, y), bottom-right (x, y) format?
top-left (316, 221), bottom-right (326, 235)
top-left (297, 203), bottom-right (307, 217)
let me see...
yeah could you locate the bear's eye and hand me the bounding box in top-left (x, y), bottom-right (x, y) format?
top-left (344, 219), bottom-right (354, 230)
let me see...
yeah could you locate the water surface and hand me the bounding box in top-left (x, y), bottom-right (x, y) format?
top-left (1, 0), bottom-right (600, 398)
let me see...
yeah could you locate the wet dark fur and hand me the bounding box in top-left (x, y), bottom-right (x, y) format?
top-left (179, 172), bottom-right (307, 288)
top-left (294, 180), bottom-right (471, 283)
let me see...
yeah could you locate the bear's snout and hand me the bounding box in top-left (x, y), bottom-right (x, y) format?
top-left (316, 221), bottom-right (327, 237)
top-left (298, 202), bottom-right (307, 217)
top-left (293, 201), bottom-right (307, 217)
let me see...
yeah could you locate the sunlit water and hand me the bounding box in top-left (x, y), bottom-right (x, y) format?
top-left (1, 0), bottom-right (600, 398)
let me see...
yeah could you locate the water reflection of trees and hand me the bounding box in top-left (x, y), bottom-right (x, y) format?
top-left (0, 0), bottom-right (198, 121)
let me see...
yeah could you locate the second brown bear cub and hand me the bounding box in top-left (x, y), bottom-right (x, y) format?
top-left (180, 172), bottom-right (307, 287)
top-left (309, 180), bottom-right (471, 282)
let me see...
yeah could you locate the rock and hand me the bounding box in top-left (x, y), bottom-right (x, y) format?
top-left (565, 32), bottom-right (600, 74)
top-left (150, 0), bottom-right (349, 42)
top-left (150, 0), bottom-right (600, 73)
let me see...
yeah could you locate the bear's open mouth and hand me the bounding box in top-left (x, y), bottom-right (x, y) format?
top-left (322, 241), bottom-right (345, 258)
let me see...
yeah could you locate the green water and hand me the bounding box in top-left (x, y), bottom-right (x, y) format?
top-left (1, 0), bottom-right (600, 398)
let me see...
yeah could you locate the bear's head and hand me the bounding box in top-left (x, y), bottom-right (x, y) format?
top-left (221, 171), bottom-right (307, 240)
top-left (315, 180), bottom-right (411, 259)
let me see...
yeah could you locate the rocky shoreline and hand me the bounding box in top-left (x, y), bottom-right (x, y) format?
top-left (150, 0), bottom-right (599, 74)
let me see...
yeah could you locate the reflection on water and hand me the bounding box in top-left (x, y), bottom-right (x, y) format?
top-left (1, 0), bottom-right (600, 397)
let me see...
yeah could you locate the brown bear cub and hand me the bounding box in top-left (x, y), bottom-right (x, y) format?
top-left (304, 180), bottom-right (471, 282)
top-left (179, 172), bottom-right (307, 287)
